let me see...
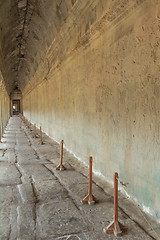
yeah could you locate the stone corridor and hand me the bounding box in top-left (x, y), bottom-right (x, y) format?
top-left (0, 116), bottom-right (158, 240)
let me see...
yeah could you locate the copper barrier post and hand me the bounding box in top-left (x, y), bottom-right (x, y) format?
top-left (34, 124), bottom-right (37, 138)
top-left (103, 172), bottom-right (127, 236)
top-left (56, 140), bottom-right (66, 171)
top-left (39, 126), bottom-right (43, 145)
top-left (81, 156), bottom-right (97, 205)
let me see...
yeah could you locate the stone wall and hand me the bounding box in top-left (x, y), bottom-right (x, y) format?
top-left (23, 0), bottom-right (160, 221)
top-left (0, 73), bottom-right (10, 139)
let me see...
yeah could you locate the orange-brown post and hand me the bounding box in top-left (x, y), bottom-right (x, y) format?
top-left (60, 139), bottom-right (63, 165)
top-left (34, 124), bottom-right (37, 138)
top-left (114, 172), bottom-right (118, 222)
top-left (0, 126), bottom-right (1, 143)
top-left (81, 156), bottom-right (97, 205)
top-left (56, 140), bottom-right (66, 171)
top-left (89, 156), bottom-right (93, 195)
top-left (40, 126), bottom-right (43, 144)
top-left (103, 172), bottom-right (127, 236)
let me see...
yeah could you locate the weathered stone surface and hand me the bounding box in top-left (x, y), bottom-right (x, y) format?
top-left (36, 200), bottom-right (89, 239)
top-left (55, 170), bottom-right (88, 185)
top-left (34, 179), bottom-right (69, 203)
top-left (0, 156), bottom-right (8, 162)
top-left (15, 0), bottom-right (160, 224)
top-left (0, 113), bottom-right (158, 240)
top-left (0, 150), bottom-right (5, 157)
top-left (0, 186), bottom-right (21, 206)
top-left (18, 163), bottom-right (56, 182)
top-left (17, 204), bottom-right (36, 240)
top-left (0, 207), bottom-right (11, 239)
top-left (17, 183), bottom-right (36, 203)
top-left (0, 163), bottom-right (21, 185)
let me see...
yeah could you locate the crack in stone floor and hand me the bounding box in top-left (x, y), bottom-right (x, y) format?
top-left (0, 116), bottom-right (157, 239)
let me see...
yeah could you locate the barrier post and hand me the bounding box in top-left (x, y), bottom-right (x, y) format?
top-left (39, 126), bottom-right (43, 144)
top-left (56, 140), bottom-right (66, 171)
top-left (34, 124), bottom-right (37, 138)
top-left (103, 172), bottom-right (127, 236)
top-left (81, 156), bottom-right (97, 205)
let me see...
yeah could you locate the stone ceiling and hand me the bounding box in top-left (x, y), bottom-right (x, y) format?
top-left (0, 0), bottom-right (77, 94)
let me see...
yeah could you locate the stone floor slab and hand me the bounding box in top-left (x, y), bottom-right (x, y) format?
top-left (0, 207), bottom-right (11, 239)
top-left (17, 183), bottom-right (36, 203)
top-left (17, 203), bottom-right (36, 240)
top-left (34, 179), bottom-right (69, 203)
top-left (0, 163), bottom-right (21, 185)
top-left (0, 185), bottom-right (21, 206)
top-left (36, 200), bottom-right (89, 239)
top-left (18, 164), bottom-right (56, 182)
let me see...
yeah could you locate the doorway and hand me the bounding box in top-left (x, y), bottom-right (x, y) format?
top-left (12, 100), bottom-right (20, 115)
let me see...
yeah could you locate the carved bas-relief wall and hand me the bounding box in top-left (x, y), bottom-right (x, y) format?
top-left (23, 0), bottom-right (160, 221)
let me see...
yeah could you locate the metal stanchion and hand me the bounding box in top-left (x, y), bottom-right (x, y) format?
top-left (56, 140), bottom-right (66, 171)
top-left (103, 172), bottom-right (127, 236)
top-left (81, 156), bottom-right (97, 205)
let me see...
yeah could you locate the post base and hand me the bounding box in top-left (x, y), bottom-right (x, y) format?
top-left (39, 141), bottom-right (44, 145)
top-left (81, 193), bottom-right (97, 205)
top-left (56, 164), bottom-right (66, 171)
top-left (103, 220), bottom-right (127, 237)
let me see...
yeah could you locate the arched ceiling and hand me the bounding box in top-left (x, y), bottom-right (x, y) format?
top-left (0, 0), bottom-right (77, 95)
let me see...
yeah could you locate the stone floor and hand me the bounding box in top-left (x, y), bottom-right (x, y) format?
top-left (0, 116), bottom-right (160, 240)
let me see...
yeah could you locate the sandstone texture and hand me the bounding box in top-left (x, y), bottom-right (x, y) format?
top-left (0, 0), bottom-right (160, 225)
top-left (0, 116), bottom-right (158, 239)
